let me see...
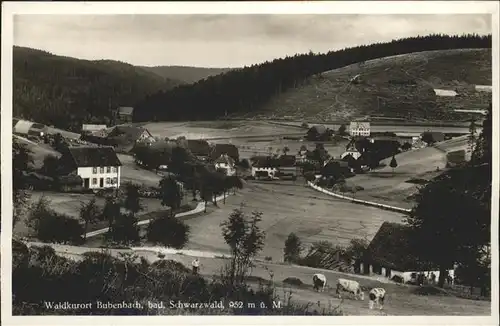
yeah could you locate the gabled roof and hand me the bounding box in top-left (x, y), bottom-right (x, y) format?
top-left (117, 107), bottom-right (134, 116)
top-left (365, 222), bottom-right (439, 272)
top-left (107, 125), bottom-right (151, 143)
top-left (187, 139), bottom-right (211, 156)
top-left (66, 146), bottom-right (122, 168)
top-left (214, 154), bottom-right (235, 166)
top-left (210, 143), bottom-right (239, 161)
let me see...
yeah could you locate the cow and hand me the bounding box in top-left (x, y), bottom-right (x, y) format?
top-left (368, 288), bottom-right (386, 310)
top-left (312, 273), bottom-right (327, 292)
top-left (336, 278), bottom-right (365, 300)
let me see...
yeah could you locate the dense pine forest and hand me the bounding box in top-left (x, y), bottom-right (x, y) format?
top-left (13, 47), bottom-right (181, 131)
top-left (133, 34), bottom-right (491, 122)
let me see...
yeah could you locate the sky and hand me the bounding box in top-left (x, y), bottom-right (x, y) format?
top-left (13, 14), bottom-right (491, 68)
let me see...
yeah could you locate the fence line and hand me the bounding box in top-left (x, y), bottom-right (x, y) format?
top-left (307, 181), bottom-right (411, 213)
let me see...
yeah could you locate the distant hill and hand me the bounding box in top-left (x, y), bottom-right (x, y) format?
top-left (13, 46), bottom-right (181, 131)
top-left (259, 48), bottom-right (492, 122)
top-left (140, 65), bottom-right (234, 84)
top-left (134, 34), bottom-right (492, 123)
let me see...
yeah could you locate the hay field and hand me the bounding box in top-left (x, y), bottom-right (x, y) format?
top-left (183, 181), bottom-right (406, 261)
top-left (346, 136), bottom-right (469, 209)
top-left (143, 120), bottom-right (304, 140)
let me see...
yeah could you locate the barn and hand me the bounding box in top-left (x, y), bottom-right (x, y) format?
top-left (13, 119), bottom-right (48, 137)
top-left (358, 222), bottom-right (454, 284)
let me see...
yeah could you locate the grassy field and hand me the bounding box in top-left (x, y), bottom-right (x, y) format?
top-left (254, 49), bottom-right (491, 121)
top-left (143, 120), bottom-right (305, 140)
top-left (41, 242), bottom-right (491, 316)
top-left (14, 190), bottom-right (179, 237)
top-left (345, 135), bottom-right (469, 209)
top-left (182, 181), bottom-right (406, 261)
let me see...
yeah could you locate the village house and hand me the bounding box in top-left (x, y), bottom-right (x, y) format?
top-left (340, 143), bottom-right (362, 160)
top-left (358, 222), bottom-right (454, 284)
top-left (251, 156), bottom-right (278, 179)
top-left (114, 106), bottom-right (134, 124)
top-left (210, 143), bottom-right (239, 162)
top-left (13, 119), bottom-right (48, 138)
top-left (106, 125), bottom-right (156, 152)
top-left (350, 120), bottom-right (371, 137)
top-left (58, 146), bottom-right (122, 190)
top-left (81, 124), bottom-right (107, 134)
top-left (421, 131), bottom-right (445, 144)
top-left (187, 139), bottom-right (212, 161)
top-left (214, 154), bottom-right (236, 176)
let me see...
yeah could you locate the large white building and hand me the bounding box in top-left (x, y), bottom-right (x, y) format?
top-left (349, 121), bottom-right (371, 137)
top-left (59, 146), bottom-right (122, 190)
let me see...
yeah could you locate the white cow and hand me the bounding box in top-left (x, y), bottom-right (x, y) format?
top-left (336, 278), bottom-right (365, 300)
top-left (312, 273), bottom-right (327, 292)
top-left (368, 288), bottom-right (386, 310)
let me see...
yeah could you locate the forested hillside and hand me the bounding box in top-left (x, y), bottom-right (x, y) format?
top-left (133, 34), bottom-right (491, 122)
top-left (13, 47), bottom-right (181, 131)
top-left (140, 65), bottom-right (233, 84)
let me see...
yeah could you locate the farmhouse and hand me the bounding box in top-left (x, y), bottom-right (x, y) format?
top-left (82, 124), bottom-right (107, 133)
top-left (341, 148), bottom-right (362, 160)
top-left (446, 150), bottom-right (466, 167)
top-left (114, 106), bottom-right (134, 124)
top-left (359, 222), bottom-right (454, 284)
top-left (421, 131), bottom-right (445, 144)
top-left (251, 156), bottom-right (278, 178)
top-left (187, 139), bottom-right (211, 160)
top-left (210, 143), bottom-right (239, 162)
top-left (350, 120), bottom-right (371, 137)
top-left (214, 154), bottom-right (236, 176)
top-left (13, 119), bottom-right (48, 138)
top-left (106, 125), bottom-right (156, 152)
top-left (58, 146), bottom-right (122, 190)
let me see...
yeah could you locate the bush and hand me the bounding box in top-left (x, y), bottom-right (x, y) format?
top-left (391, 275), bottom-right (404, 283)
top-left (37, 213), bottom-right (84, 245)
top-left (283, 277), bottom-right (304, 286)
top-left (146, 215), bottom-right (190, 249)
top-left (283, 233), bottom-right (302, 263)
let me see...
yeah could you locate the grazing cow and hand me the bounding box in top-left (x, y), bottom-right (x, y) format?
top-left (312, 273), bottom-right (327, 292)
top-left (336, 278), bottom-right (365, 300)
top-left (368, 288), bottom-right (386, 310)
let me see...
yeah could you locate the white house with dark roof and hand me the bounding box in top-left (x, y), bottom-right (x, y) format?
top-left (59, 146), bottom-right (123, 189)
top-left (214, 154), bottom-right (236, 176)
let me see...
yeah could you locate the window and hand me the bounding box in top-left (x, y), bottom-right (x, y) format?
top-left (92, 178), bottom-right (97, 185)
top-left (106, 177), bottom-right (111, 184)
top-left (100, 167), bottom-right (104, 173)
top-left (106, 167), bottom-right (111, 173)
top-left (112, 177), bottom-right (118, 185)
top-left (92, 167), bottom-right (97, 174)
top-left (111, 167), bottom-right (116, 173)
